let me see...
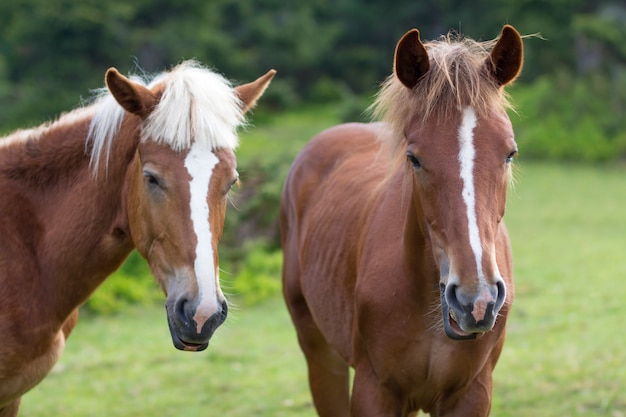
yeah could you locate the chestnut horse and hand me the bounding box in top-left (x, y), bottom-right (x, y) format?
top-left (0, 61), bottom-right (274, 416)
top-left (281, 25), bottom-right (522, 416)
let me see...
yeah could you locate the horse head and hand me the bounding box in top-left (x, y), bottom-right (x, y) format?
top-left (104, 63), bottom-right (275, 351)
top-left (392, 26), bottom-right (522, 339)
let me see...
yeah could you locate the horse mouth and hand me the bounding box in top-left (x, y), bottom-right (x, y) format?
top-left (170, 332), bottom-right (209, 352)
top-left (441, 294), bottom-right (478, 341)
top-left (165, 299), bottom-right (228, 352)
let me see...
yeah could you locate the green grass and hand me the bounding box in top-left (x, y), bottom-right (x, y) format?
top-left (19, 155), bottom-right (626, 415)
top-left (494, 163), bottom-right (626, 416)
top-left (21, 301), bottom-right (313, 416)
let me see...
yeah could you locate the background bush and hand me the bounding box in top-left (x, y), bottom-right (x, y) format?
top-left (512, 70), bottom-right (626, 163)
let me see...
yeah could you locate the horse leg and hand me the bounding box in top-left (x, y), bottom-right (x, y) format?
top-left (283, 282), bottom-right (349, 416)
top-left (294, 308), bottom-right (350, 417)
top-left (350, 362), bottom-right (403, 417)
top-left (0, 398), bottom-right (21, 417)
top-left (439, 370), bottom-right (493, 417)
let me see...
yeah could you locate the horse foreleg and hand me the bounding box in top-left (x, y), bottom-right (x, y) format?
top-left (350, 363), bottom-right (403, 417)
top-left (304, 341), bottom-right (350, 417)
top-left (0, 398), bottom-right (21, 417)
top-left (285, 295), bottom-right (350, 417)
top-left (439, 369), bottom-right (493, 417)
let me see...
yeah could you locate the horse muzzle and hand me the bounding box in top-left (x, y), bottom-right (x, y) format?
top-left (165, 297), bottom-right (228, 351)
top-left (440, 280), bottom-right (506, 340)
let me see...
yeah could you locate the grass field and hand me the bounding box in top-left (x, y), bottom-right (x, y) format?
top-left (18, 112), bottom-right (626, 416)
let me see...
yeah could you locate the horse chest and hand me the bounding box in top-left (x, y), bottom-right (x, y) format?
top-left (0, 329), bottom-right (65, 407)
top-left (358, 310), bottom-right (492, 399)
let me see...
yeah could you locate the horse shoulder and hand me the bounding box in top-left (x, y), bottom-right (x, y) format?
top-left (283, 122), bottom-right (385, 261)
top-left (281, 122), bottom-right (386, 359)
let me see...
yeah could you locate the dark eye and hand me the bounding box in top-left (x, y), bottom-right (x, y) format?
top-left (143, 171), bottom-right (161, 188)
top-left (505, 149), bottom-right (518, 164)
top-left (406, 151), bottom-right (421, 169)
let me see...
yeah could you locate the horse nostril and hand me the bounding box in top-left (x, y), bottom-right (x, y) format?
top-left (219, 300), bottom-right (228, 323)
top-left (495, 280), bottom-right (507, 311)
top-left (174, 296), bottom-right (193, 328)
top-left (444, 283), bottom-right (463, 312)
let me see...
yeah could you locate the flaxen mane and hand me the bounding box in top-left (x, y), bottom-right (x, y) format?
top-left (87, 60), bottom-right (245, 174)
top-left (370, 32), bottom-right (514, 151)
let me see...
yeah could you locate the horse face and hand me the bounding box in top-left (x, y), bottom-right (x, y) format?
top-left (104, 65), bottom-right (274, 351)
top-left (395, 24), bottom-right (522, 340)
top-left (128, 141), bottom-right (237, 351)
top-left (405, 109), bottom-right (516, 339)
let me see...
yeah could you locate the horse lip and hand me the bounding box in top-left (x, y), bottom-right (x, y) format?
top-left (440, 293), bottom-right (478, 341)
top-left (166, 308), bottom-right (211, 352)
top-left (170, 332), bottom-right (209, 352)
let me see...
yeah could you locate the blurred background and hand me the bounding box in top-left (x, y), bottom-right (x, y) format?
top-left (1, 1), bottom-right (625, 416)
top-left (1, 0), bottom-right (624, 144)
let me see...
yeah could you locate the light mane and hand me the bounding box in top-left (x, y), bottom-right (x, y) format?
top-left (370, 32), bottom-right (514, 151)
top-left (87, 60), bottom-right (244, 174)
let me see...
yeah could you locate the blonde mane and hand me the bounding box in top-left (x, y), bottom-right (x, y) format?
top-left (370, 32), bottom-right (514, 150)
top-left (87, 60), bottom-right (244, 174)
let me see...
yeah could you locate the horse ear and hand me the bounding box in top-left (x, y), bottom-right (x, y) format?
top-left (394, 29), bottom-right (430, 89)
top-left (487, 25), bottom-right (524, 86)
top-left (105, 68), bottom-right (158, 118)
top-left (235, 69), bottom-right (276, 114)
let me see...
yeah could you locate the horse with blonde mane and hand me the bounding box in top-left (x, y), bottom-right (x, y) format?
top-left (281, 25), bottom-right (523, 416)
top-left (0, 61), bottom-right (274, 416)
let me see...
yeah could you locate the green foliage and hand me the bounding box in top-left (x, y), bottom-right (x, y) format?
top-left (512, 69), bottom-right (626, 163)
top-left (2, 0), bottom-right (624, 131)
top-left (229, 245), bottom-right (283, 306)
top-left (84, 251), bottom-right (161, 315)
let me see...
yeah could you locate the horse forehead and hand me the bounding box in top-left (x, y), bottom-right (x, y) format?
top-left (182, 145), bottom-right (238, 201)
top-left (140, 141), bottom-right (235, 170)
top-left (140, 140), bottom-right (182, 161)
top-left (476, 109), bottom-right (513, 136)
top-left (408, 109), bottom-right (513, 155)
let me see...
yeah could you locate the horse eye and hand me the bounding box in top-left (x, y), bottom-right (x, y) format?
top-left (406, 152), bottom-right (421, 169)
top-left (505, 150), bottom-right (518, 164)
top-left (143, 171), bottom-right (160, 187)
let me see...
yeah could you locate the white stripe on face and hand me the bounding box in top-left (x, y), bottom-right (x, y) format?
top-left (457, 107), bottom-right (485, 280)
top-left (184, 142), bottom-right (220, 332)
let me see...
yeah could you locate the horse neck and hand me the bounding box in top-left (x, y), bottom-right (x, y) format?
top-left (1, 112), bottom-right (139, 322)
top-left (393, 169), bottom-right (440, 297)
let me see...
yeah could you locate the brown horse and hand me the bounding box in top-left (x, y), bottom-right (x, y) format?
top-left (281, 25), bottom-right (522, 416)
top-left (0, 61), bottom-right (274, 416)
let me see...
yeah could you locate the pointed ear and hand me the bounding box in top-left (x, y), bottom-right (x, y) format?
top-left (487, 25), bottom-right (524, 86)
top-left (394, 29), bottom-right (430, 89)
top-left (235, 69), bottom-right (276, 113)
top-left (105, 68), bottom-right (158, 118)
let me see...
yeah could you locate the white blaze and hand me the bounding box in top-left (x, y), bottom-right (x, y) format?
top-left (184, 142), bottom-right (220, 331)
top-left (457, 107), bottom-right (484, 280)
